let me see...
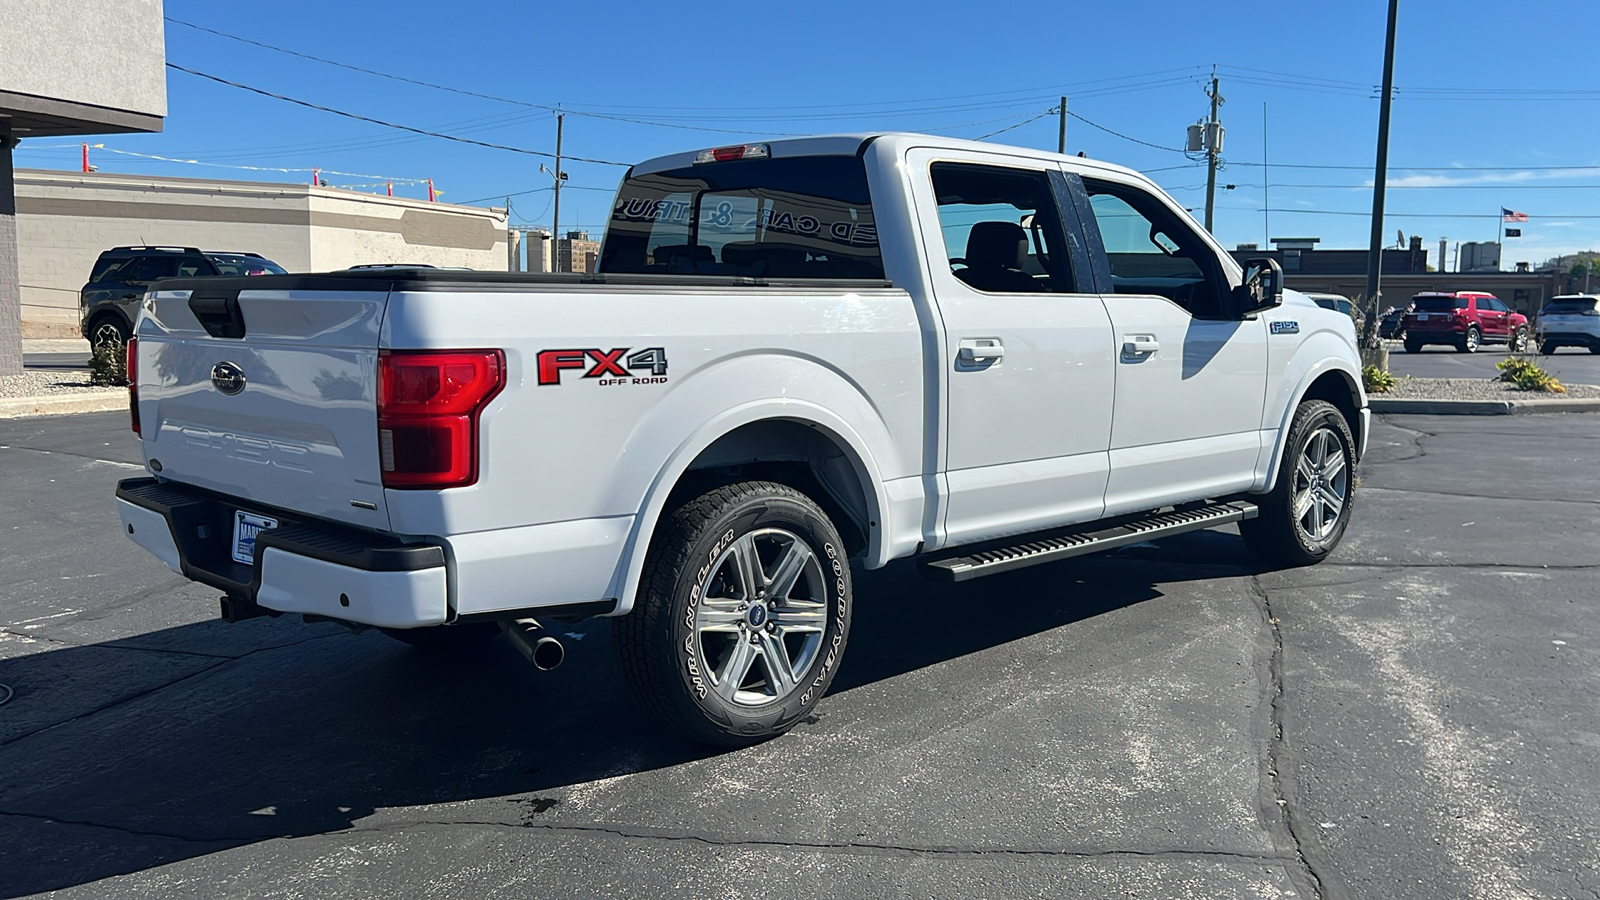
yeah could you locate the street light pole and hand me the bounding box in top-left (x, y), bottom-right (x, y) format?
top-left (1362, 0), bottom-right (1400, 349)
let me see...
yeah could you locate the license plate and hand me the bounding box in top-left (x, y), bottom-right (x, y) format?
top-left (1416, 314), bottom-right (1430, 320)
top-left (232, 510), bottom-right (279, 565)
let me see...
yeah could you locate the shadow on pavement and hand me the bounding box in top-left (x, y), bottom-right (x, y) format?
top-left (0, 529), bottom-right (1263, 897)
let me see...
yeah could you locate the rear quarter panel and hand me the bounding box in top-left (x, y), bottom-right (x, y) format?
top-left (380, 285), bottom-right (924, 614)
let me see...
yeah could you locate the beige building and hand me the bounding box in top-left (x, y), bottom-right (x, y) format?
top-left (16, 168), bottom-right (510, 336)
top-left (2, 0), bottom-right (168, 370)
top-left (558, 230), bottom-right (601, 274)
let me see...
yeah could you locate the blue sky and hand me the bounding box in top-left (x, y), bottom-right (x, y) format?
top-left (15, 0), bottom-right (1600, 270)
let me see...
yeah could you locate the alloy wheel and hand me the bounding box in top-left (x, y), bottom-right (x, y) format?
top-left (694, 528), bottom-right (828, 707)
top-left (1291, 427), bottom-right (1348, 544)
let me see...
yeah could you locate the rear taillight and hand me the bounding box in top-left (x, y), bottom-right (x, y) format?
top-left (377, 349), bottom-right (505, 489)
top-left (127, 337), bottom-right (140, 436)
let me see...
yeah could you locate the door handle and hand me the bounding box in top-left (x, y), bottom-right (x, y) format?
top-left (957, 339), bottom-right (1005, 363)
top-left (1123, 336), bottom-right (1160, 355)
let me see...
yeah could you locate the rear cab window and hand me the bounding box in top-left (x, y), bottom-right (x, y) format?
top-left (600, 156), bottom-right (884, 280)
top-left (1545, 298), bottom-right (1599, 314)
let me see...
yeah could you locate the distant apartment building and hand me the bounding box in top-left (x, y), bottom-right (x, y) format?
top-left (558, 230), bottom-right (600, 274)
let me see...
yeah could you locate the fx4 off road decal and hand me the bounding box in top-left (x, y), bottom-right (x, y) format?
top-left (536, 347), bottom-right (669, 386)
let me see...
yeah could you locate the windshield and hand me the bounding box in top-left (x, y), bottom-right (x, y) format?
top-left (1413, 296), bottom-right (1465, 312)
top-left (207, 254), bottom-right (287, 276)
top-left (600, 156), bottom-right (884, 280)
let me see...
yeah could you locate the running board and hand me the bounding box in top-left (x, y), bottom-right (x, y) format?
top-left (923, 501), bottom-right (1259, 583)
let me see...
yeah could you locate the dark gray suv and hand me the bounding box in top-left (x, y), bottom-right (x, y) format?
top-left (80, 246), bottom-right (286, 348)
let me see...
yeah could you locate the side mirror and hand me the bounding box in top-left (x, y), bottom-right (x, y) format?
top-left (1235, 257), bottom-right (1284, 316)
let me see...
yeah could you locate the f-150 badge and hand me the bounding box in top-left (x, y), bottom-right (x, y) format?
top-left (537, 347), bottom-right (669, 386)
top-left (1270, 321), bottom-right (1300, 335)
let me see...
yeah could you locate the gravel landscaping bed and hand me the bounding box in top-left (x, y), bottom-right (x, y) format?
top-left (1377, 376), bottom-right (1600, 400)
top-left (0, 371), bottom-right (122, 399)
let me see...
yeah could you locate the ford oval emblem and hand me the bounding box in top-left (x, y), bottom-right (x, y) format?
top-left (211, 361), bottom-right (247, 395)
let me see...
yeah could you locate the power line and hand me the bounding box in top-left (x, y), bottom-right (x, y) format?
top-left (1262, 208), bottom-right (1600, 219)
top-left (165, 65), bottom-right (627, 167)
top-left (977, 110), bottom-right (1056, 140)
top-left (1067, 110), bottom-right (1185, 153)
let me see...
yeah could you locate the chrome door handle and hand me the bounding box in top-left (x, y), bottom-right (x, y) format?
top-left (1123, 336), bottom-right (1160, 355)
top-left (957, 339), bottom-right (1005, 363)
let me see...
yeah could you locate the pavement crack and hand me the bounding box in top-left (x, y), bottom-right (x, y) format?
top-left (0, 633), bottom-right (341, 749)
top-left (1251, 575), bottom-right (1330, 900)
top-left (343, 817), bottom-right (1300, 865)
top-left (0, 808), bottom-right (232, 845)
top-left (1363, 485), bottom-right (1600, 507)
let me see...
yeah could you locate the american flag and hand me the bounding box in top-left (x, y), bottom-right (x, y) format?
top-left (1502, 208), bottom-right (1529, 223)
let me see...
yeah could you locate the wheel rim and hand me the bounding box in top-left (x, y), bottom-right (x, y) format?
top-left (91, 322), bottom-right (125, 348)
top-left (1466, 328), bottom-right (1479, 351)
top-left (694, 527), bottom-right (828, 707)
top-left (1513, 329), bottom-right (1527, 352)
top-left (1291, 427), bottom-right (1348, 544)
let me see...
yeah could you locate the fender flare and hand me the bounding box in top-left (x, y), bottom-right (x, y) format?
top-left (603, 399), bottom-right (894, 616)
top-left (1259, 357), bottom-right (1365, 493)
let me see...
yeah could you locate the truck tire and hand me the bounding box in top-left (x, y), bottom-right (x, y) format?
top-left (614, 481), bottom-right (852, 747)
top-left (1239, 400), bottom-right (1355, 567)
top-left (380, 622), bottom-right (501, 652)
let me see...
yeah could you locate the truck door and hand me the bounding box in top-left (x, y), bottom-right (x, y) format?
top-left (905, 149), bottom-right (1115, 547)
top-left (1073, 175), bottom-right (1268, 517)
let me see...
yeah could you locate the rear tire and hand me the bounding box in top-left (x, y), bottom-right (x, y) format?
top-left (614, 481), bottom-right (852, 747)
top-left (1403, 338), bottom-right (1421, 353)
top-left (1541, 341), bottom-right (1557, 356)
top-left (380, 622), bottom-right (501, 652)
top-left (1590, 345), bottom-right (1600, 356)
top-left (1457, 326), bottom-right (1480, 353)
top-left (1240, 400), bottom-right (1355, 568)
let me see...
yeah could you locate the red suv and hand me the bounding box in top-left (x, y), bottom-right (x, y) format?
top-left (1401, 291), bottom-right (1529, 354)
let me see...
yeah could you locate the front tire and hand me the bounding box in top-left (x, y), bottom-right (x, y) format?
top-left (614, 481), bottom-right (852, 747)
top-left (1240, 400), bottom-right (1355, 567)
top-left (1511, 326), bottom-right (1529, 353)
top-left (89, 316), bottom-right (130, 351)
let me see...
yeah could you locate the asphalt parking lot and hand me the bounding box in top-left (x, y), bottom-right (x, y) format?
top-left (3, 411), bottom-right (1598, 899)
top-left (1386, 341), bottom-right (1600, 383)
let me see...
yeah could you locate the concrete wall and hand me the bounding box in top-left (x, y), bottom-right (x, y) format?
top-left (14, 169), bottom-right (507, 335)
top-left (0, 0), bottom-right (166, 123)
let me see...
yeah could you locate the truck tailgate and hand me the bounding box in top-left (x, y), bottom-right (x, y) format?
top-left (135, 286), bottom-right (391, 530)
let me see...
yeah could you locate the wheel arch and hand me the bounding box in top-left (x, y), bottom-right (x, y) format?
top-left (605, 402), bottom-right (895, 617)
top-left (84, 305), bottom-right (133, 341)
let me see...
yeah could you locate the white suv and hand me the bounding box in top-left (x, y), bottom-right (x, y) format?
top-left (1537, 295), bottom-right (1600, 354)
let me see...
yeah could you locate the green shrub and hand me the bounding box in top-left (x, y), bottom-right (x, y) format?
top-left (1496, 356), bottom-right (1565, 393)
top-left (87, 342), bottom-right (127, 387)
top-left (1362, 365), bottom-right (1396, 394)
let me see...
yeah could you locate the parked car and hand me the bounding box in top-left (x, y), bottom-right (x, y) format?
top-left (116, 134), bottom-right (1367, 746)
top-left (1535, 294), bottom-right (1600, 354)
top-left (1306, 292), bottom-right (1355, 318)
top-left (80, 246), bottom-right (286, 349)
top-left (1378, 307), bottom-right (1409, 340)
top-left (1401, 291), bottom-right (1529, 353)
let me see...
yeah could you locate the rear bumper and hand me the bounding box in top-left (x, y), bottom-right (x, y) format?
top-left (116, 477), bottom-right (448, 628)
top-left (1537, 330), bottom-right (1600, 348)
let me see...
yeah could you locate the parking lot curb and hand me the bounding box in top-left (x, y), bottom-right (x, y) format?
top-left (0, 393), bottom-right (127, 419)
top-left (1370, 397), bottom-right (1600, 416)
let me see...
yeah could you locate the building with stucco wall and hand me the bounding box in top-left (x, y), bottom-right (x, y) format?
top-left (16, 169), bottom-right (509, 336)
top-left (1, 0), bottom-right (167, 371)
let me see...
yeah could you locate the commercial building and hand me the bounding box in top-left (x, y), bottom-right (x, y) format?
top-left (1, 0), bottom-right (167, 371)
top-left (15, 169), bottom-right (510, 336)
top-left (558, 230), bottom-right (601, 274)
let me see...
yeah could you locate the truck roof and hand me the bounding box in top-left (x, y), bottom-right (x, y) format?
top-left (629, 132), bottom-right (1151, 185)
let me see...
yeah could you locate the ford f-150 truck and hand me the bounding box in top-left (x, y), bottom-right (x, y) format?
top-left (116, 133), bottom-right (1367, 746)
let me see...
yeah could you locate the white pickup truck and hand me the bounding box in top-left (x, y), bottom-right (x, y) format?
top-left (117, 133), bottom-right (1367, 745)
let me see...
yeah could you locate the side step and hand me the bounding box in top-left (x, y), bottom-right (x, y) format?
top-left (923, 501), bottom-right (1258, 582)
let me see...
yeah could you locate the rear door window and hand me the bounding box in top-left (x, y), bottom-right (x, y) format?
top-left (126, 256), bottom-right (181, 282)
top-left (601, 156), bottom-right (883, 280)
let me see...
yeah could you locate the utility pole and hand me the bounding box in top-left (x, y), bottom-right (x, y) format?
top-left (1361, 0), bottom-right (1400, 350)
top-left (552, 112), bottom-right (564, 273)
top-left (1057, 97), bottom-right (1067, 155)
top-left (1203, 71), bottom-right (1223, 233)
